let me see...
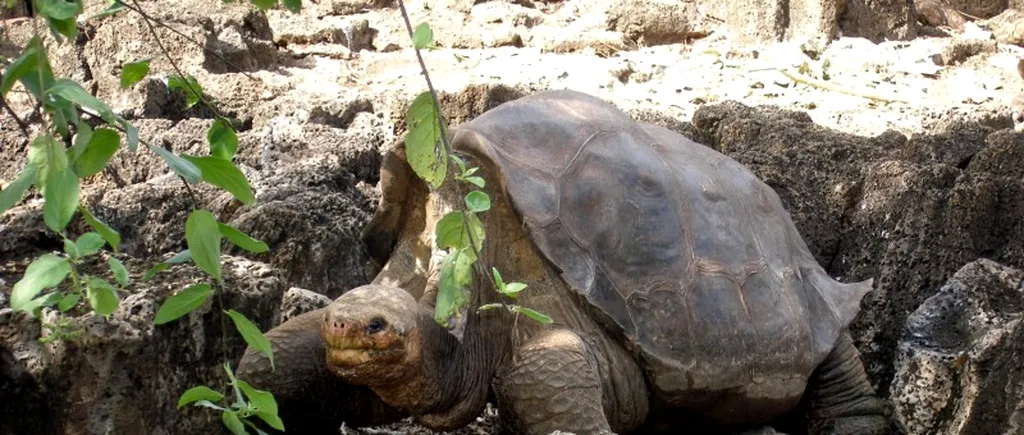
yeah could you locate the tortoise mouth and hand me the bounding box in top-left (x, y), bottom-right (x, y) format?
top-left (323, 333), bottom-right (405, 369)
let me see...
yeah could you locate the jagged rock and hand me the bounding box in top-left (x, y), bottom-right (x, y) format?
top-left (980, 8), bottom-right (1024, 46)
top-left (840, 0), bottom-right (917, 43)
top-left (606, 0), bottom-right (700, 46)
top-left (280, 287), bottom-right (332, 323)
top-left (0, 254), bottom-right (286, 434)
top-left (890, 259), bottom-right (1024, 435)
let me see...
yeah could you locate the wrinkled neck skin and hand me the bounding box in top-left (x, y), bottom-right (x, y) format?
top-left (367, 299), bottom-right (512, 431)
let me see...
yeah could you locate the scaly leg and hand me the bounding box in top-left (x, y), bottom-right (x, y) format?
top-left (493, 329), bottom-right (614, 435)
top-left (805, 331), bottom-right (891, 435)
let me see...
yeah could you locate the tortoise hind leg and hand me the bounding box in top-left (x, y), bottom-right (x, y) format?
top-left (236, 308), bottom-right (404, 433)
top-left (804, 331), bottom-right (891, 435)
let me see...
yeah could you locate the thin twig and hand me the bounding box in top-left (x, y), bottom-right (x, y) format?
top-left (113, 0), bottom-right (259, 82)
top-left (130, 0), bottom-right (228, 122)
top-left (396, 0), bottom-right (509, 316)
top-left (396, 0), bottom-right (453, 157)
top-left (79, 109), bottom-right (201, 207)
top-left (774, 68), bottom-right (910, 104)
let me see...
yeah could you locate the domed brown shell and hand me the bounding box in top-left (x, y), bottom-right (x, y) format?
top-left (449, 90), bottom-right (873, 394)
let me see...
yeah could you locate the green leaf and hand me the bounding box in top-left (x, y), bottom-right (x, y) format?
top-left (207, 119), bottom-right (238, 161)
top-left (477, 303), bottom-right (503, 312)
top-left (2, 37), bottom-right (54, 98)
top-left (500, 282), bottom-right (528, 299)
top-left (22, 292), bottom-right (63, 314)
top-left (404, 91), bottom-right (447, 188)
top-left (146, 143), bottom-right (201, 184)
top-left (465, 191), bottom-right (490, 213)
top-left (58, 292), bottom-right (80, 312)
top-left (42, 168), bottom-right (80, 233)
top-left (70, 121), bottom-right (93, 162)
top-left (491, 267), bottom-right (505, 288)
top-left (180, 155), bottom-right (254, 205)
top-left (462, 176), bottom-right (485, 188)
top-left (412, 22), bottom-right (433, 50)
top-left (79, 205), bottom-right (121, 252)
top-left (185, 209), bottom-right (223, 281)
top-left (74, 232), bottom-right (106, 257)
top-left (434, 211), bottom-right (485, 254)
top-left (167, 75), bottom-right (203, 109)
top-left (249, 0), bottom-right (277, 9)
top-left (47, 79), bottom-right (117, 124)
top-left (0, 166), bottom-right (37, 216)
top-left (28, 134), bottom-right (69, 189)
top-left (434, 249), bottom-right (473, 326)
top-left (143, 250), bottom-right (193, 281)
top-left (218, 223), bottom-right (269, 254)
top-left (107, 257), bottom-right (130, 286)
top-left (177, 385), bottom-right (224, 409)
top-left (13, 254), bottom-right (73, 307)
top-left (236, 379), bottom-right (284, 430)
top-left (513, 306), bottom-right (553, 325)
top-left (281, 0), bottom-right (300, 13)
top-left (221, 411), bottom-right (247, 435)
top-left (90, 0), bottom-right (125, 19)
top-left (153, 283), bottom-right (213, 325)
top-left (86, 276), bottom-right (119, 317)
top-left (63, 238), bottom-right (80, 259)
top-left (38, 0), bottom-right (84, 20)
top-left (143, 263), bottom-right (170, 281)
top-left (121, 121), bottom-right (139, 152)
top-left (72, 127), bottom-right (119, 178)
top-left (120, 59), bottom-right (151, 89)
top-left (225, 310), bottom-right (274, 370)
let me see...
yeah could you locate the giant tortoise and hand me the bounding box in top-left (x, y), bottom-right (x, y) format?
top-left (238, 90), bottom-right (889, 434)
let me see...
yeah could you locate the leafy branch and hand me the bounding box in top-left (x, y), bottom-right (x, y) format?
top-left (0, 0), bottom-right (302, 433)
top-left (395, 0), bottom-right (552, 329)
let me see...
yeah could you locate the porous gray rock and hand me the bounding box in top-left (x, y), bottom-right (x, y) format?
top-left (0, 254), bottom-right (285, 434)
top-left (840, 0), bottom-right (917, 43)
top-left (890, 259), bottom-right (1024, 435)
top-left (281, 287), bottom-right (333, 323)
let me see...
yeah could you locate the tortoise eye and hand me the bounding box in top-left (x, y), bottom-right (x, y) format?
top-left (366, 317), bottom-right (386, 334)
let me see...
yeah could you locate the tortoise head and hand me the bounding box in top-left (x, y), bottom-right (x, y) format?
top-left (321, 284), bottom-right (424, 386)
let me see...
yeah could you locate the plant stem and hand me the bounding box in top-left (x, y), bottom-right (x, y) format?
top-left (113, 0), bottom-right (259, 82)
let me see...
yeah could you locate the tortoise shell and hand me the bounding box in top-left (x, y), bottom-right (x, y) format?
top-left (447, 90), bottom-right (872, 395)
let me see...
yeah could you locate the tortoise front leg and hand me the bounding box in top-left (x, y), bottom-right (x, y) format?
top-left (804, 331), bottom-right (891, 435)
top-left (236, 308), bottom-right (404, 433)
top-left (493, 329), bottom-right (614, 435)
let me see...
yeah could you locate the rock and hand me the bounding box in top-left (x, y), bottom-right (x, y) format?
top-left (900, 121), bottom-right (992, 167)
top-left (425, 0), bottom-right (477, 13)
top-left (0, 254), bottom-right (285, 434)
top-left (915, 0), bottom-right (967, 30)
top-left (890, 259), bottom-right (1024, 435)
top-left (691, 101), bottom-right (903, 265)
top-left (831, 129), bottom-right (1024, 397)
top-left (606, 0), bottom-right (701, 46)
top-left (280, 287), bottom-right (333, 323)
top-left (981, 8), bottom-right (1024, 46)
top-left (226, 110), bottom-right (389, 299)
top-left (787, 0), bottom-right (846, 40)
top-left (330, 0), bottom-right (395, 15)
top-left (840, 0), bottom-right (917, 43)
top-left (943, 0), bottom-right (1007, 19)
top-left (273, 16), bottom-right (378, 51)
top-left (470, 2), bottom-right (544, 27)
top-left (935, 38), bottom-right (997, 66)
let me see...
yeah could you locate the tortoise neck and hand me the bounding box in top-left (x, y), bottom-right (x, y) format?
top-left (410, 305), bottom-right (512, 430)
